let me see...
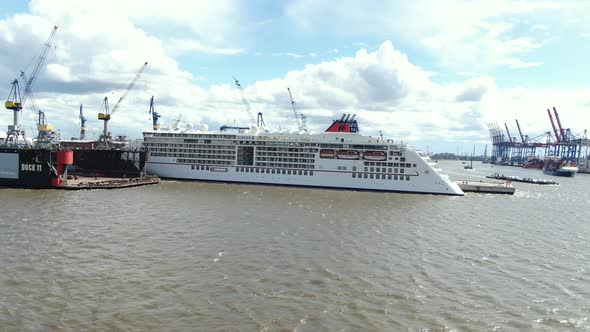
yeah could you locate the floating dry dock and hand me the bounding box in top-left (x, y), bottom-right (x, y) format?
top-left (456, 181), bottom-right (515, 195)
top-left (60, 176), bottom-right (160, 190)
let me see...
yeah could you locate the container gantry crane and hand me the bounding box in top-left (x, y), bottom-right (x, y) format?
top-left (98, 62), bottom-right (148, 146)
top-left (287, 87), bottom-right (307, 132)
top-left (79, 104), bottom-right (87, 140)
top-left (148, 96), bottom-right (161, 130)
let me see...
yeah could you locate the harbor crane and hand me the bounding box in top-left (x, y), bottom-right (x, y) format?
top-left (287, 87), bottom-right (307, 132)
top-left (4, 25), bottom-right (58, 147)
top-left (4, 79), bottom-right (24, 146)
top-left (79, 104), bottom-right (87, 140)
top-left (233, 76), bottom-right (257, 127)
top-left (148, 96), bottom-right (161, 130)
top-left (98, 61), bottom-right (148, 145)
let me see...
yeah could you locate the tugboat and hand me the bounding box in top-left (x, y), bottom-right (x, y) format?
top-left (542, 157), bottom-right (578, 177)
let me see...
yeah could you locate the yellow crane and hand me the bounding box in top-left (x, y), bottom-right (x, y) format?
top-left (98, 61), bottom-right (148, 146)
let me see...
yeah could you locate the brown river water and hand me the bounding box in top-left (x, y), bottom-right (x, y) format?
top-left (1, 161), bottom-right (589, 331)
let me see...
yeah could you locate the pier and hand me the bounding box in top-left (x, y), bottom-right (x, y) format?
top-left (456, 181), bottom-right (515, 195)
top-left (60, 176), bottom-right (160, 190)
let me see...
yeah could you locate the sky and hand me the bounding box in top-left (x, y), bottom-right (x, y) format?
top-left (0, 0), bottom-right (589, 154)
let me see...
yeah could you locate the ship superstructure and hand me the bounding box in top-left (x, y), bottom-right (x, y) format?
top-left (143, 114), bottom-right (463, 195)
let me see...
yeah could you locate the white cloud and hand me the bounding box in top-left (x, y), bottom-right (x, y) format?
top-left (285, 52), bottom-right (305, 58)
top-left (166, 38), bottom-right (244, 56)
top-left (285, 0), bottom-right (580, 70)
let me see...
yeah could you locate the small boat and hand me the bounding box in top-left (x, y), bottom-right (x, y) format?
top-left (363, 151), bottom-right (386, 161)
top-left (337, 150), bottom-right (359, 160)
top-left (319, 149), bottom-right (335, 159)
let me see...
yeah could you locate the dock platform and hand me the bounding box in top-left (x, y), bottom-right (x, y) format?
top-left (456, 181), bottom-right (515, 195)
top-left (60, 176), bottom-right (160, 190)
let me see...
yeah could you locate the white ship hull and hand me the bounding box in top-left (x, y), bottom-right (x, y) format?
top-left (146, 153), bottom-right (462, 195)
top-left (143, 116), bottom-right (463, 195)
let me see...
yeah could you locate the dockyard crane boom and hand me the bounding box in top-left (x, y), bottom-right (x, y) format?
top-left (149, 96), bottom-right (161, 130)
top-left (287, 87), bottom-right (307, 132)
top-left (111, 62), bottom-right (148, 116)
top-left (79, 104), bottom-right (87, 140)
top-left (553, 107), bottom-right (567, 143)
top-left (515, 119), bottom-right (525, 144)
top-left (504, 123), bottom-right (513, 143)
top-left (98, 62), bottom-right (148, 143)
top-left (547, 108), bottom-right (560, 143)
top-left (233, 76), bottom-right (256, 126)
top-left (22, 26), bottom-right (58, 103)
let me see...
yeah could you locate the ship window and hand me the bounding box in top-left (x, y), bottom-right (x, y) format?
top-left (364, 173), bottom-right (368, 179)
top-left (272, 169), bottom-right (276, 174)
top-left (370, 174), bottom-right (374, 179)
top-left (394, 163), bottom-right (399, 167)
top-left (394, 175), bottom-right (398, 180)
top-left (352, 166), bottom-right (357, 171)
top-left (400, 169), bottom-right (404, 174)
top-left (413, 163), bottom-right (417, 167)
top-left (364, 167), bottom-right (368, 172)
top-left (299, 170), bottom-right (302, 175)
top-left (341, 138), bottom-right (344, 142)
top-left (388, 168), bottom-right (392, 173)
top-left (304, 170), bottom-right (307, 175)
top-left (376, 167), bottom-right (380, 172)
top-left (395, 157), bottom-right (399, 160)
top-left (256, 168), bottom-right (259, 173)
top-left (388, 175), bottom-right (392, 180)
top-left (370, 167), bottom-right (374, 172)
top-left (337, 166), bottom-right (342, 170)
top-left (282, 170), bottom-right (286, 174)
top-left (352, 173), bottom-right (356, 178)
top-left (401, 157), bottom-right (406, 162)
top-left (191, 165), bottom-right (195, 170)
top-left (406, 176), bottom-right (410, 181)
top-left (394, 168), bottom-right (398, 173)
top-left (310, 171), bottom-right (313, 176)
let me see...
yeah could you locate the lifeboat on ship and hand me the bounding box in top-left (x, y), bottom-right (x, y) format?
top-left (337, 150), bottom-right (359, 160)
top-left (363, 151), bottom-right (386, 161)
top-left (319, 149), bottom-right (336, 159)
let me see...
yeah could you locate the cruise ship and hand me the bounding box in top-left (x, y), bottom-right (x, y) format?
top-left (142, 114), bottom-right (463, 195)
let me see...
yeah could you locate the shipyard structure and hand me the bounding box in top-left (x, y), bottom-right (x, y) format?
top-left (488, 107), bottom-right (589, 176)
